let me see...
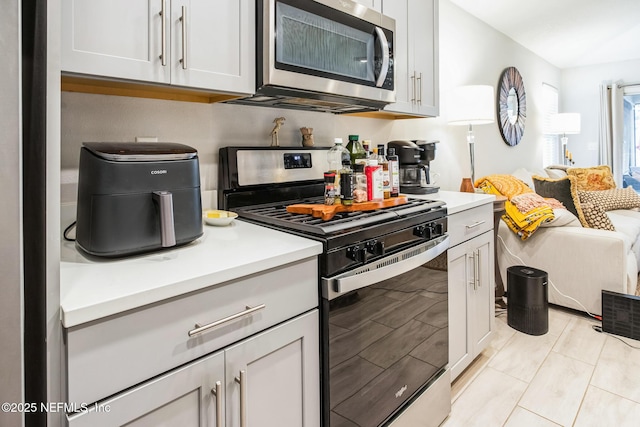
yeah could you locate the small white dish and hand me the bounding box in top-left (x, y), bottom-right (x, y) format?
top-left (203, 210), bottom-right (238, 226)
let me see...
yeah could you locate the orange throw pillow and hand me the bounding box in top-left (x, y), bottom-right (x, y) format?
top-left (567, 165), bottom-right (616, 191)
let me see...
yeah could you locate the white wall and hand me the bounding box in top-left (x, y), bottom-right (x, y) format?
top-left (561, 58), bottom-right (640, 167)
top-left (60, 0), bottom-right (561, 198)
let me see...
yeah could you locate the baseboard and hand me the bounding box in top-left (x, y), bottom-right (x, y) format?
top-left (601, 290), bottom-right (640, 341)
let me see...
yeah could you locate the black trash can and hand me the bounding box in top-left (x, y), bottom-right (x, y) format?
top-left (507, 266), bottom-right (549, 335)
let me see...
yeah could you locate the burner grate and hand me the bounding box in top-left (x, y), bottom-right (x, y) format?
top-left (236, 198), bottom-right (446, 236)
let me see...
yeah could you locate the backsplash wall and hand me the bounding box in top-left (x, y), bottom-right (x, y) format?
top-left (60, 92), bottom-right (402, 205)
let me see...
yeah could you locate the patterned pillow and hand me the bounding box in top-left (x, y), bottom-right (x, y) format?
top-left (578, 187), bottom-right (640, 211)
top-left (532, 175), bottom-right (586, 226)
top-left (579, 202), bottom-right (615, 231)
top-left (567, 165), bottom-right (616, 191)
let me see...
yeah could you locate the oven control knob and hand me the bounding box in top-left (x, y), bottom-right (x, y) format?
top-left (347, 245), bottom-right (367, 263)
top-left (414, 225), bottom-right (432, 239)
top-left (365, 240), bottom-right (385, 256)
top-left (432, 222), bottom-right (444, 236)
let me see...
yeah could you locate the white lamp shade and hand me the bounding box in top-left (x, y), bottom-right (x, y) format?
top-left (549, 113), bottom-right (581, 134)
top-left (448, 85), bottom-right (495, 126)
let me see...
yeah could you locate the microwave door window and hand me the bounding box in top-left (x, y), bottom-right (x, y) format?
top-left (276, 3), bottom-right (375, 84)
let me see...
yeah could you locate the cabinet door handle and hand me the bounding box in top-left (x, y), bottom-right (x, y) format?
top-left (188, 304), bottom-right (266, 337)
top-left (235, 370), bottom-right (247, 427)
top-left (180, 6), bottom-right (188, 69)
top-left (465, 220), bottom-right (486, 229)
top-left (474, 249), bottom-right (480, 289)
top-left (468, 253), bottom-right (475, 289)
top-left (159, 0), bottom-right (167, 66)
top-left (410, 71), bottom-right (416, 103)
top-left (211, 381), bottom-right (223, 426)
top-left (417, 72), bottom-right (423, 104)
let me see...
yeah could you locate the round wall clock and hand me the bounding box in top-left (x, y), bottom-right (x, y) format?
top-left (498, 67), bottom-right (526, 146)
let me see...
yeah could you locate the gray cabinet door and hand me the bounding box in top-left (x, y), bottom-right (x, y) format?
top-left (61, 0), bottom-right (169, 83)
top-left (448, 230), bottom-right (494, 380)
top-left (382, 0), bottom-right (439, 117)
top-left (225, 310), bottom-right (320, 427)
top-left (170, 0), bottom-right (255, 94)
top-left (61, 0), bottom-right (254, 95)
top-left (67, 351), bottom-right (225, 427)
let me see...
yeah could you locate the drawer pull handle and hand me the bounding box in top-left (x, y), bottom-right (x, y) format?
top-left (465, 220), bottom-right (486, 229)
top-left (235, 371), bottom-right (247, 427)
top-left (188, 304), bottom-right (266, 337)
top-left (211, 381), bottom-right (222, 426)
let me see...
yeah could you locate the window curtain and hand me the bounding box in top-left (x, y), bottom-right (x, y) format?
top-left (598, 82), bottom-right (624, 186)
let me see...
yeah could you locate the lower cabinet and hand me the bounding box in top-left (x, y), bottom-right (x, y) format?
top-left (67, 310), bottom-right (320, 427)
top-left (448, 215), bottom-right (494, 381)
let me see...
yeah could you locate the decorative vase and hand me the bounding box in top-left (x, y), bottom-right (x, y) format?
top-left (459, 177), bottom-right (475, 193)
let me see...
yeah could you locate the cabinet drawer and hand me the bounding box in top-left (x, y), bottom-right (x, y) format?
top-left (447, 203), bottom-right (493, 247)
top-left (66, 257), bottom-right (318, 406)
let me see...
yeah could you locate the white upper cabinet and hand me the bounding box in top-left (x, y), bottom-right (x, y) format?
top-left (61, 0), bottom-right (255, 95)
top-left (61, 0), bottom-right (169, 84)
top-left (382, 0), bottom-right (439, 117)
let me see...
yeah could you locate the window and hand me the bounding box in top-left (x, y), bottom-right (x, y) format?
top-left (542, 83), bottom-right (559, 167)
top-left (623, 92), bottom-right (640, 172)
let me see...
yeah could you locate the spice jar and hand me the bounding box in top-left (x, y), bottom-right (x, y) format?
top-left (324, 172), bottom-right (337, 205)
top-left (353, 163), bottom-right (368, 203)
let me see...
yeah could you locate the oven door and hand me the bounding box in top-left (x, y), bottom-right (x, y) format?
top-left (261, 0), bottom-right (395, 103)
top-left (322, 236), bottom-right (450, 427)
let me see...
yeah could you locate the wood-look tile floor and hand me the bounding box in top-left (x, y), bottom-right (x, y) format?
top-left (434, 306), bottom-right (640, 427)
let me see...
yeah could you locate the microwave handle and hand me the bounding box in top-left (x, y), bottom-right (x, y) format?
top-left (374, 27), bottom-right (390, 87)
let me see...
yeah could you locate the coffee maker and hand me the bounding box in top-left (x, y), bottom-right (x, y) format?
top-left (387, 140), bottom-right (439, 194)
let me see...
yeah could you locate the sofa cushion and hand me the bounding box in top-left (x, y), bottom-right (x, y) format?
top-left (608, 209), bottom-right (640, 268)
top-left (539, 208), bottom-right (581, 227)
top-left (544, 164), bottom-right (569, 179)
top-left (578, 187), bottom-right (640, 211)
top-left (567, 165), bottom-right (616, 191)
top-left (580, 202), bottom-right (615, 230)
top-left (532, 175), bottom-right (586, 225)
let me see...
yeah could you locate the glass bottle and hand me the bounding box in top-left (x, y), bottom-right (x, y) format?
top-left (365, 158), bottom-right (383, 202)
top-left (346, 135), bottom-right (367, 166)
top-left (377, 145), bottom-right (390, 199)
top-left (387, 147), bottom-right (400, 197)
top-left (327, 138), bottom-right (349, 203)
top-left (339, 160), bottom-right (354, 206)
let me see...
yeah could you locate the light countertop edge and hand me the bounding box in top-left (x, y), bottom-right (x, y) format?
top-left (60, 220), bottom-right (323, 328)
top-left (410, 190), bottom-right (496, 214)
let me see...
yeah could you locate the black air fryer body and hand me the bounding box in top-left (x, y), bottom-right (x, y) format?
top-left (76, 142), bottom-right (203, 257)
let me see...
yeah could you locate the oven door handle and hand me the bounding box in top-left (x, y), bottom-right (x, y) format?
top-left (324, 235), bottom-right (449, 299)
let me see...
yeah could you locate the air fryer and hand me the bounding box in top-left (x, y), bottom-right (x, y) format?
top-left (75, 142), bottom-right (203, 257)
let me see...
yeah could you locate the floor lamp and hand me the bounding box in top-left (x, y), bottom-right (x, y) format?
top-left (448, 85), bottom-right (495, 192)
top-left (549, 113), bottom-right (581, 165)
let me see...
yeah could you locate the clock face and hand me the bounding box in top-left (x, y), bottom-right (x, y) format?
top-left (498, 67), bottom-right (526, 146)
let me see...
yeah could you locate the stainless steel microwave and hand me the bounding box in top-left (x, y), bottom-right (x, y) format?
top-left (231, 0), bottom-right (396, 113)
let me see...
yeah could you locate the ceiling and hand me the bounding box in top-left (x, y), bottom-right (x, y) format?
top-left (449, 0), bottom-right (640, 69)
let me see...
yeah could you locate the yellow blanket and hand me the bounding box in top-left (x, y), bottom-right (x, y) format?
top-left (475, 174), bottom-right (554, 240)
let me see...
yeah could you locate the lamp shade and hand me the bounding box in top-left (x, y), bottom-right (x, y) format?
top-left (448, 85), bottom-right (495, 126)
top-left (549, 113), bottom-right (581, 134)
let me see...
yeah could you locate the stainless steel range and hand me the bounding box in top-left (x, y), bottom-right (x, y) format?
top-left (219, 147), bottom-right (451, 427)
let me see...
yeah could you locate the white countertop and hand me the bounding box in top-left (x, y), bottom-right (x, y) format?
top-left (412, 190), bottom-right (496, 214)
top-left (60, 220), bottom-right (322, 328)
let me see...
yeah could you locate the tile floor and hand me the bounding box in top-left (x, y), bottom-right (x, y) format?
top-left (440, 306), bottom-right (640, 427)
